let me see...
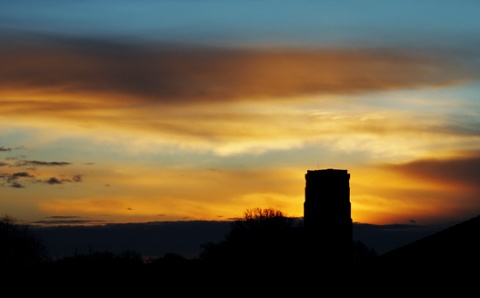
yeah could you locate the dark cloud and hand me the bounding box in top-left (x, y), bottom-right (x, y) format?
top-left (7, 171), bottom-right (34, 182)
top-left (32, 216), bottom-right (104, 226)
top-left (384, 152), bottom-right (480, 190)
top-left (16, 160), bottom-right (71, 167)
top-left (9, 182), bottom-right (24, 188)
top-left (42, 175), bottom-right (82, 185)
top-left (33, 219), bottom-right (106, 225)
top-left (0, 171), bottom-right (34, 188)
top-left (46, 177), bottom-right (62, 184)
top-left (0, 146), bottom-right (24, 152)
top-left (0, 162), bottom-right (8, 167)
top-left (0, 33), bottom-right (475, 105)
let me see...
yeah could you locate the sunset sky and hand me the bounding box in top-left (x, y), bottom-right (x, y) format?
top-left (1, 1), bottom-right (479, 227)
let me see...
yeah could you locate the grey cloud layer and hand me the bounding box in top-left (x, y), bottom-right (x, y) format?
top-left (0, 34), bottom-right (475, 104)
top-left (385, 152), bottom-right (480, 192)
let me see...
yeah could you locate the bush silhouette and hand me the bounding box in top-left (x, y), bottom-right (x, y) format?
top-left (199, 208), bottom-right (309, 279)
top-left (0, 214), bottom-right (49, 268)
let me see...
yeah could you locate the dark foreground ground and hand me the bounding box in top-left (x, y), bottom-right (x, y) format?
top-left (5, 215), bottom-right (479, 296)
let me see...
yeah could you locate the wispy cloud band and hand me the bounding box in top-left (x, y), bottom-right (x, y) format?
top-left (0, 34), bottom-right (475, 105)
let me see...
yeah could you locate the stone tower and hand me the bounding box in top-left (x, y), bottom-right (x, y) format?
top-left (304, 168), bottom-right (353, 267)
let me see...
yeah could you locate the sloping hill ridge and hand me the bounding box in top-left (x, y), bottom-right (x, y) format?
top-left (379, 214), bottom-right (480, 261)
top-left (362, 214), bottom-right (480, 292)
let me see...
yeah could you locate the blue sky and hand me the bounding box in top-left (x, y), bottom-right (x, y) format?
top-left (3, 1), bottom-right (479, 46)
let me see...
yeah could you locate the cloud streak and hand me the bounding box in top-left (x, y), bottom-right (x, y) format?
top-left (15, 160), bottom-right (71, 167)
top-left (0, 34), bottom-right (475, 105)
top-left (384, 152), bottom-right (480, 192)
top-left (32, 216), bottom-right (105, 226)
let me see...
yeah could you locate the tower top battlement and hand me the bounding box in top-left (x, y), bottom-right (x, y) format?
top-left (306, 168), bottom-right (349, 176)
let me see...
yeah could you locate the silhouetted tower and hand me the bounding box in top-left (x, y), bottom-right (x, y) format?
top-left (304, 168), bottom-right (353, 267)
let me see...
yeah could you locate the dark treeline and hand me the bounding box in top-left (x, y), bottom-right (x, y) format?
top-left (2, 210), bottom-right (478, 295)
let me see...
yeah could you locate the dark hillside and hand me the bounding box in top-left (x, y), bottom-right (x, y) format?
top-left (361, 214), bottom-right (480, 293)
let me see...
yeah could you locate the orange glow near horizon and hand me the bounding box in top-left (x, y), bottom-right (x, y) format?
top-left (9, 159), bottom-right (473, 227)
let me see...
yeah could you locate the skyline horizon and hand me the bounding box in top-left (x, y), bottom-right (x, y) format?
top-left (30, 214), bottom-right (470, 259)
top-left (9, 201), bottom-right (477, 229)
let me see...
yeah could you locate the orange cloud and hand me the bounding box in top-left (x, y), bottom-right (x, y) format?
top-left (2, 34), bottom-right (477, 158)
top-left (0, 35), bottom-right (473, 105)
top-left (383, 152), bottom-right (480, 192)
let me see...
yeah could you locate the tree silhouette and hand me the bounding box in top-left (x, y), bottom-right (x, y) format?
top-left (198, 207), bottom-right (379, 287)
top-left (230, 207), bottom-right (297, 231)
top-left (0, 214), bottom-right (49, 268)
top-left (198, 208), bottom-right (306, 278)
